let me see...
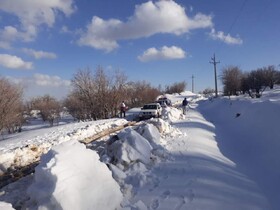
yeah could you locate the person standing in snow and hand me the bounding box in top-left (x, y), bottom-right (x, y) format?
top-left (182, 97), bottom-right (188, 114)
top-left (120, 101), bottom-right (126, 118)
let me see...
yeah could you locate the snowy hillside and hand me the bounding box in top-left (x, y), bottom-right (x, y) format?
top-left (0, 89), bottom-right (279, 210)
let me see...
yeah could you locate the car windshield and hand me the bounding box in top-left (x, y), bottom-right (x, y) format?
top-left (143, 105), bottom-right (157, 109)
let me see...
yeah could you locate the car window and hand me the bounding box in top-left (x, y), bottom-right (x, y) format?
top-left (143, 105), bottom-right (156, 109)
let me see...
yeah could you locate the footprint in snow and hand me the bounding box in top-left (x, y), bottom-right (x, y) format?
top-left (185, 189), bottom-right (195, 203)
top-left (174, 195), bottom-right (186, 210)
top-left (149, 178), bottom-right (160, 191)
top-left (162, 174), bottom-right (169, 180)
top-left (185, 179), bottom-right (194, 188)
top-left (160, 190), bottom-right (171, 200)
top-left (150, 199), bottom-right (159, 210)
top-left (173, 190), bottom-right (195, 210)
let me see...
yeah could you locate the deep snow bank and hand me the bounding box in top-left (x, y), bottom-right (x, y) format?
top-left (161, 106), bottom-right (183, 123)
top-left (198, 95), bottom-right (280, 210)
top-left (163, 91), bottom-right (204, 106)
top-left (0, 118), bottom-right (127, 175)
top-left (99, 121), bottom-right (179, 208)
top-left (1, 109), bottom-right (184, 209)
top-left (105, 124), bottom-right (167, 192)
top-left (26, 140), bottom-right (123, 210)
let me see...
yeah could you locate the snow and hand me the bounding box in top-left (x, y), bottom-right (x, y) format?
top-left (26, 140), bottom-right (123, 210)
top-left (108, 127), bottom-right (153, 165)
top-left (0, 118), bottom-right (128, 175)
top-left (1, 87), bottom-right (280, 210)
top-left (198, 88), bottom-right (280, 210)
top-left (0, 202), bottom-right (15, 210)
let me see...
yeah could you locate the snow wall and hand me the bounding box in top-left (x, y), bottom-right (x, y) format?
top-left (198, 96), bottom-right (280, 210)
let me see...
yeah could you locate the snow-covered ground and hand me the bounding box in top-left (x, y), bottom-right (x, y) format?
top-left (0, 88), bottom-right (279, 210)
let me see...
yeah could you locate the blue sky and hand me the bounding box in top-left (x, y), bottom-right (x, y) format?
top-left (0, 0), bottom-right (279, 99)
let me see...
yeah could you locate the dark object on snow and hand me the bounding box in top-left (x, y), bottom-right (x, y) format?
top-left (156, 97), bottom-right (172, 107)
top-left (182, 98), bottom-right (188, 106)
top-left (235, 113), bottom-right (241, 118)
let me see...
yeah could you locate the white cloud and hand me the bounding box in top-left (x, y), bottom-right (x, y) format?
top-left (0, 54), bottom-right (33, 69)
top-left (1, 26), bottom-right (18, 41)
top-left (33, 73), bottom-right (71, 87)
top-left (209, 28), bottom-right (243, 45)
top-left (0, 41), bottom-right (11, 49)
top-left (7, 74), bottom-right (71, 87)
top-left (0, 0), bottom-right (76, 42)
top-left (0, 25), bottom-right (38, 42)
top-left (78, 1), bottom-right (213, 51)
top-left (60, 25), bottom-right (72, 34)
top-left (22, 48), bottom-right (57, 59)
top-left (6, 74), bottom-right (71, 99)
top-left (138, 46), bottom-right (186, 62)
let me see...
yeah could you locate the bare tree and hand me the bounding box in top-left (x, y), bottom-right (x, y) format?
top-left (64, 92), bottom-right (89, 121)
top-left (71, 68), bottom-right (97, 119)
top-left (109, 70), bottom-right (128, 117)
top-left (221, 66), bottom-right (243, 96)
top-left (247, 69), bottom-right (268, 98)
top-left (240, 72), bottom-right (250, 95)
top-left (239, 66), bottom-right (279, 98)
top-left (276, 71), bottom-right (280, 85)
top-left (67, 67), bottom-right (128, 120)
top-left (0, 78), bottom-right (24, 135)
top-left (31, 95), bottom-right (61, 126)
top-left (165, 81), bottom-right (186, 94)
top-left (202, 88), bottom-right (215, 97)
top-left (262, 65), bottom-right (278, 89)
top-left (94, 66), bottom-right (111, 119)
top-left (127, 81), bottom-right (161, 107)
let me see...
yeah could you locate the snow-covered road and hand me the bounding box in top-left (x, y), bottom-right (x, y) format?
top-left (1, 89), bottom-right (279, 210)
top-left (132, 106), bottom-right (269, 210)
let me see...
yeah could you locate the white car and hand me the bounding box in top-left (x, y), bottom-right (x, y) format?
top-left (139, 103), bottom-right (162, 120)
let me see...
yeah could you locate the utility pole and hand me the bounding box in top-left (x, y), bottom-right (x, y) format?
top-left (209, 54), bottom-right (220, 97)
top-left (191, 75), bottom-right (195, 93)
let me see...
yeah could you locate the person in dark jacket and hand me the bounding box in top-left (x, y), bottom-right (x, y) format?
top-left (182, 98), bottom-right (188, 114)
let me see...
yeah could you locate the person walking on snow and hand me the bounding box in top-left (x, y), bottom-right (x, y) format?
top-left (120, 101), bottom-right (126, 118)
top-left (182, 97), bottom-right (188, 115)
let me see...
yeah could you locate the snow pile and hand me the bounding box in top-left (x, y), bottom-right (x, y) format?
top-left (163, 91), bottom-right (204, 107)
top-left (147, 118), bottom-right (183, 138)
top-left (0, 202), bottom-right (15, 210)
top-left (98, 123), bottom-right (169, 207)
top-left (0, 100), bottom-right (186, 209)
top-left (66, 119), bottom-right (127, 142)
top-left (179, 90), bottom-right (197, 96)
top-left (0, 144), bottom-right (51, 176)
top-left (260, 85), bottom-right (280, 102)
top-left (26, 140), bottom-right (123, 210)
top-left (135, 123), bottom-right (162, 149)
top-left (161, 106), bottom-right (183, 122)
top-left (0, 118), bottom-right (127, 175)
top-left (107, 128), bottom-right (153, 166)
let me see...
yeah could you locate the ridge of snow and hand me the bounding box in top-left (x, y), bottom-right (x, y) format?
top-left (26, 140), bottom-right (123, 210)
top-left (0, 118), bottom-right (127, 175)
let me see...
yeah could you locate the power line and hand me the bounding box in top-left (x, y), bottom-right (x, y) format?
top-left (214, 0), bottom-right (248, 55)
top-left (227, 0), bottom-right (248, 35)
top-left (191, 75), bottom-right (195, 93)
top-left (209, 54), bottom-right (220, 97)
